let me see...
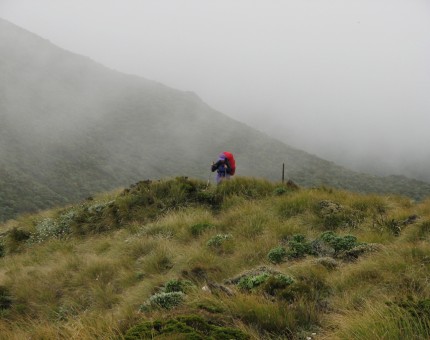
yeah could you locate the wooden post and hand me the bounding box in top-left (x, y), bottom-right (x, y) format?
top-left (282, 163), bottom-right (285, 184)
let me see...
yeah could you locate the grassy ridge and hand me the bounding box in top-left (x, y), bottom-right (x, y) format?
top-left (0, 177), bottom-right (429, 339)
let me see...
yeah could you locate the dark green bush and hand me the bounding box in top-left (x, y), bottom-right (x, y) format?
top-left (9, 227), bottom-right (30, 242)
top-left (267, 246), bottom-right (287, 264)
top-left (0, 286), bottom-right (12, 310)
top-left (237, 272), bottom-right (294, 296)
top-left (211, 326), bottom-right (248, 340)
top-left (124, 315), bottom-right (248, 340)
top-left (320, 231), bottom-right (360, 254)
top-left (261, 274), bottom-right (294, 296)
top-left (238, 273), bottom-right (270, 291)
top-left (197, 301), bottom-right (225, 314)
top-left (4, 227), bottom-right (31, 253)
top-left (164, 279), bottom-right (193, 293)
top-left (273, 187), bottom-right (287, 196)
top-left (287, 234), bottom-right (314, 259)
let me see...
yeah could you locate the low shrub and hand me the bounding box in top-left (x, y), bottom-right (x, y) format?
top-left (337, 243), bottom-right (382, 261)
top-left (287, 234), bottom-right (315, 259)
top-left (238, 273), bottom-right (270, 291)
top-left (316, 257), bottom-right (338, 270)
top-left (309, 239), bottom-right (336, 257)
top-left (237, 272), bottom-right (294, 296)
top-left (141, 278), bottom-right (194, 311)
top-left (316, 200), bottom-right (364, 229)
top-left (9, 227), bottom-right (30, 242)
top-left (30, 216), bottom-right (71, 243)
top-left (320, 231), bottom-right (361, 254)
top-left (207, 234), bottom-right (232, 248)
top-left (267, 246), bottom-right (287, 264)
top-left (164, 278), bottom-right (194, 293)
top-left (206, 234), bottom-right (235, 255)
top-left (144, 291), bottom-right (185, 310)
top-left (261, 274), bottom-right (295, 297)
top-left (273, 187), bottom-right (287, 196)
top-left (124, 315), bottom-right (248, 340)
top-left (197, 301), bottom-right (225, 314)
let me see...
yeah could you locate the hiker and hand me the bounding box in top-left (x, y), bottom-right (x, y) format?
top-left (211, 152), bottom-right (234, 184)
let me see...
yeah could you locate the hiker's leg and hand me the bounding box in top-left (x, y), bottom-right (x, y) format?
top-left (216, 173), bottom-right (222, 184)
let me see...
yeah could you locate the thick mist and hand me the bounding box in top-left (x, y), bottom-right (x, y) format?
top-left (1, 0), bottom-right (430, 182)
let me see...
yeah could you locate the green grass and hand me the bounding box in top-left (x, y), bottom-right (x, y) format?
top-left (0, 177), bottom-right (430, 339)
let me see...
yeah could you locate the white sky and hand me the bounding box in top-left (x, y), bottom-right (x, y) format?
top-left (1, 0), bottom-right (430, 177)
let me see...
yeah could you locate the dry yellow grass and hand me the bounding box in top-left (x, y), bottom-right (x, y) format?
top-left (0, 177), bottom-right (429, 339)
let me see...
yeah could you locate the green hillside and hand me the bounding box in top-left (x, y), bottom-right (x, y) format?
top-left (0, 177), bottom-right (429, 339)
top-left (2, 17), bottom-right (430, 222)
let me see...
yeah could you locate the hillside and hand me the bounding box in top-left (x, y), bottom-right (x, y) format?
top-left (2, 17), bottom-right (430, 222)
top-left (0, 177), bottom-right (429, 339)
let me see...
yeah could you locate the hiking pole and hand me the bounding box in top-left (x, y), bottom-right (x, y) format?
top-left (206, 170), bottom-right (212, 188)
top-left (206, 162), bottom-right (214, 188)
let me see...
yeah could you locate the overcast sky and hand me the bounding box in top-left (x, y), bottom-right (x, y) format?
top-left (1, 0), bottom-right (430, 178)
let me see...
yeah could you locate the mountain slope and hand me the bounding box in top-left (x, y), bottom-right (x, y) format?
top-left (1, 17), bottom-right (430, 221)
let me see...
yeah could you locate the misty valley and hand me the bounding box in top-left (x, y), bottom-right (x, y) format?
top-left (1, 18), bottom-right (430, 222)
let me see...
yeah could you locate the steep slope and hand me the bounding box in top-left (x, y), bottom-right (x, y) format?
top-left (1, 17), bottom-right (430, 221)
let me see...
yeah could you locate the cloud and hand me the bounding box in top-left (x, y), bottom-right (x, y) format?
top-left (1, 0), bottom-right (430, 180)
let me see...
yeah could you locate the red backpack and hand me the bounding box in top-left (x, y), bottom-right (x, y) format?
top-left (222, 151), bottom-right (236, 175)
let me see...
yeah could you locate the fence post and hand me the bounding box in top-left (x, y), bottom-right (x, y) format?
top-left (282, 163), bottom-right (285, 184)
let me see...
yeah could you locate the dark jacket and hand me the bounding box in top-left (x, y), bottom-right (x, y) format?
top-left (211, 159), bottom-right (232, 175)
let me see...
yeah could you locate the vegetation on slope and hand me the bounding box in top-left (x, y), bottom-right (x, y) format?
top-left (2, 17), bottom-right (430, 222)
top-left (0, 177), bottom-right (430, 339)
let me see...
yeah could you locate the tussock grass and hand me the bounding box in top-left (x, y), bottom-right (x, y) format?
top-left (221, 201), bottom-right (271, 238)
top-left (0, 177), bottom-right (429, 339)
top-left (325, 298), bottom-right (430, 340)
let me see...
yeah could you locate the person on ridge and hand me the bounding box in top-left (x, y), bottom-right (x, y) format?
top-left (211, 153), bottom-right (232, 184)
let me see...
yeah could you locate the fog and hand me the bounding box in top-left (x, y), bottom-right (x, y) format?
top-left (2, 0), bottom-right (430, 181)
